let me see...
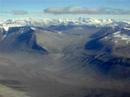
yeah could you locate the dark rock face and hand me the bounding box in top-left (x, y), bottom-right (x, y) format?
top-left (0, 26), bottom-right (47, 54)
top-left (84, 27), bottom-right (130, 79)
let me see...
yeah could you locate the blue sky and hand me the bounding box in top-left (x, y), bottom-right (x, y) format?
top-left (0, 0), bottom-right (130, 19)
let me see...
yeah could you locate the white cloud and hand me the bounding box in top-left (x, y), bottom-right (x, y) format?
top-left (11, 10), bottom-right (28, 15)
top-left (44, 6), bottom-right (130, 15)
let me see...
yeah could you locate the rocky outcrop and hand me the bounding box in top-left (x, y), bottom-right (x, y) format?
top-left (0, 26), bottom-right (47, 54)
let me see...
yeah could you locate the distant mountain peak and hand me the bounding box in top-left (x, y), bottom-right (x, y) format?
top-left (0, 18), bottom-right (130, 30)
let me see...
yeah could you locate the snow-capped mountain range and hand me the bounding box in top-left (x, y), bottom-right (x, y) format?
top-left (0, 18), bottom-right (130, 31)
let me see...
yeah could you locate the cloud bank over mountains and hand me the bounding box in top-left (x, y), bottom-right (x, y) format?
top-left (44, 7), bottom-right (130, 15)
top-left (1, 6), bottom-right (130, 17)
